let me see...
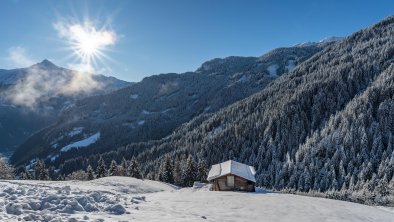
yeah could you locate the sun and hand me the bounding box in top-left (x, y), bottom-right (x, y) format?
top-left (55, 20), bottom-right (116, 72)
top-left (69, 23), bottom-right (115, 63)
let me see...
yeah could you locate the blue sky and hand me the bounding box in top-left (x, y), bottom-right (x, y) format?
top-left (0, 0), bottom-right (392, 82)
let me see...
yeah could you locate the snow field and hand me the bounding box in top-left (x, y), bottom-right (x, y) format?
top-left (0, 177), bottom-right (393, 222)
top-left (0, 177), bottom-right (174, 221)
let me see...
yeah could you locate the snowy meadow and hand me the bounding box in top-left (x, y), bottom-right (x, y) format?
top-left (0, 177), bottom-right (393, 222)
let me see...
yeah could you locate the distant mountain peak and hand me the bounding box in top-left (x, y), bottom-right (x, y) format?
top-left (32, 59), bottom-right (58, 69)
top-left (294, 36), bottom-right (343, 47)
top-left (319, 36), bottom-right (343, 43)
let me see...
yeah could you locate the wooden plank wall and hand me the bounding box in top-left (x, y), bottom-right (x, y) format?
top-left (211, 174), bottom-right (255, 192)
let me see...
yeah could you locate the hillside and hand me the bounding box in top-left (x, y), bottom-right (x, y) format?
top-left (0, 60), bottom-right (130, 155)
top-left (67, 16), bottom-right (394, 205)
top-left (0, 177), bottom-right (392, 221)
top-left (11, 43), bottom-right (329, 166)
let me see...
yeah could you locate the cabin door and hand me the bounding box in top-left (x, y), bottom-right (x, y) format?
top-left (227, 175), bottom-right (235, 188)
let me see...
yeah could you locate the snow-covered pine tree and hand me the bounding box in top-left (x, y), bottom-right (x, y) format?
top-left (173, 159), bottom-right (182, 186)
top-left (34, 159), bottom-right (43, 180)
top-left (128, 157), bottom-right (142, 179)
top-left (375, 174), bottom-right (390, 200)
top-left (158, 156), bottom-right (174, 184)
top-left (57, 174), bottom-right (65, 181)
top-left (96, 156), bottom-right (106, 178)
top-left (19, 169), bottom-right (30, 180)
top-left (87, 165), bottom-right (95, 180)
top-left (390, 176), bottom-right (394, 189)
top-left (182, 155), bottom-right (197, 187)
top-left (109, 160), bottom-right (118, 176)
top-left (120, 158), bottom-right (128, 176)
top-left (0, 155), bottom-right (14, 179)
top-left (39, 161), bottom-right (50, 180)
top-left (196, 159), bottom-right (208, 182)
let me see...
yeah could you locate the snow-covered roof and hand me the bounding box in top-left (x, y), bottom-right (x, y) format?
top-left (207, 160), bottom-right (256, 182)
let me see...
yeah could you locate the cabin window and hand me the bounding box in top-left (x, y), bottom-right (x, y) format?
top-left (227, 175), bottom-right (234, 187)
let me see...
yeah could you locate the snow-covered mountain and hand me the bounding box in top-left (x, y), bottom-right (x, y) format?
top-left (0, 60), bottom-right (131, 156)
top-left (52, 16), bottom-right (394, 206)
top-left (294, 36), bottom-right (343, 47)
top-left (0, 59), bottom-right (130, 93)
top-left (319, 36), bottom-right (343, 43)
top-left (11, 43), bottom-right (330, 166)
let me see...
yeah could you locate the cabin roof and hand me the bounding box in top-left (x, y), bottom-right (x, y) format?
top-left (207, 160), bottom-right (256, 182)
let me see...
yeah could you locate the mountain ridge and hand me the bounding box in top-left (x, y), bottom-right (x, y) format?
top-left (10, 42), bottom-right (331, 166)
top-left (0, 61), bottom-right (131, 155)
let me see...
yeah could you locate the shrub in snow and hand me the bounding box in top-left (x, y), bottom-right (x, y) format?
top-left (66, 170), bottom-right (89, 181)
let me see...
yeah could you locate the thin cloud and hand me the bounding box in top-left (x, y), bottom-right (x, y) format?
top-left (5, 65), bottom-right (103, 109)
top-left (7, 46), bottom-right (35, 68)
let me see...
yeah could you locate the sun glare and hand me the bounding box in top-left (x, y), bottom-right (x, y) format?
top-left (55, 20), bottom-right (116, 72)
top-left (69, 24), bottom-right (115, 61)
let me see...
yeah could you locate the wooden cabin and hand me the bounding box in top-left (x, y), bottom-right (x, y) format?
top-left (207, 160), bottom-right (256, 192)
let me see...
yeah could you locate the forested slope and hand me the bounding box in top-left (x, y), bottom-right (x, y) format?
top-left (72, 16), bottom-right (394, 205)
top-left (12, 43), bottom-right (325, 165)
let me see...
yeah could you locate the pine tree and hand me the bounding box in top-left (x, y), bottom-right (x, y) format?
top-left (159, 156), bottom-right (174, 184)
top-left (196, 159), bottom-right (208, 182)
top-left (173, 159), bottom-right (182, 186)
top-left (109, 160), bottom-right (118, 176)
top-left (40, 168), bottom-right (50, 180)
top-left (297, 174), bottom-right (305, 191)
top-left (390, 176), bottom-right (394, 189)
top-left (0, 155), bottom-right (14, 179)
top-left (349, 175), bottom-right (356, 191)
top-left (36, 161), bottom-right (50, 180)
top-left (34, 159), bottom-right (43, 180)
top-left (96, 156), bottom-right (106, 178)
top-left (57, 174), bottom-right (65, 181)
top-left (304, 169), bottom-right (312, 192)
top-left (87, 165), bottom-right (95, 180)
top-left (182, 155), bottom-right (197, 187)
top-left (19, 171), bottom-right (29, 180)
top-left (120, 158), bottom-right (128, 176)
top-left (128, 157), bottom-right (142, 179)
top-left (375, 174), bottom-right (389, 197)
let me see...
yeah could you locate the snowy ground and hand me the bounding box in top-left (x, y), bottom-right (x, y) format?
top-left (0, 177), bottom-right (393, 222)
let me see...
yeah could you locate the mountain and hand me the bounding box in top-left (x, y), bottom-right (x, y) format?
top-left (0, 60), bottom-right (131, 156)
top-left (0, 59), bottom-right (130, 94)
top-left (10, 42), bottom-right (332, 166)
top-left (56, 16), bottom-right (394, 205)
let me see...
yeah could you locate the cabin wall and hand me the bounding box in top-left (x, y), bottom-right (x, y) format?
top-left (211, 174), bottom-right (255, 192)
